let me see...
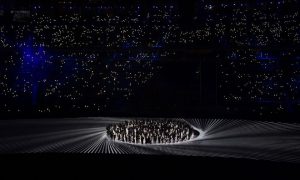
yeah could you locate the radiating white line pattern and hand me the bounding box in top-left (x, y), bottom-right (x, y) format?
top-left (0, 117), bottom-right (299, 163)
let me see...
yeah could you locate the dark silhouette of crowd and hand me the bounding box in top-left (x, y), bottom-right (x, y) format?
top-left (106, 119), bottom-right (197, 144)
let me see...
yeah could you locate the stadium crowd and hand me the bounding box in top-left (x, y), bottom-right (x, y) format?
top-left (0, 0), bottom-right (299, 117)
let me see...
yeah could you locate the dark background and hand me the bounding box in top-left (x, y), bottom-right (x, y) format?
top-left (1, 154), bottom-right (300, 179)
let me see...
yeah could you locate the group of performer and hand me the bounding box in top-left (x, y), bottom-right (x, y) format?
top-left (106, 119), bottom-right (196, 144)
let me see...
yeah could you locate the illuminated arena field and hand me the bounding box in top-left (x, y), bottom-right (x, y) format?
top-left (0, 117), bottom-right (299, 163)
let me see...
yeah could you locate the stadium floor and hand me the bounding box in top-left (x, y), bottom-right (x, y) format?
top-left (0, 117), bottom-right (299, 163)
